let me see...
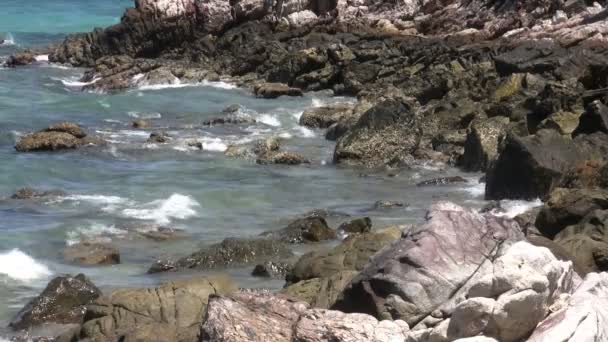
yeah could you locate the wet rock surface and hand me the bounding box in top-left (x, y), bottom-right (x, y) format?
top-left (10, 274), bottom-right (101, 330)
top-left (15, 123), bottom-right (103, 152)
top-left (260, 216), bottom-right (336, 243)
top-left (63, 242), bottom-right (120, 265)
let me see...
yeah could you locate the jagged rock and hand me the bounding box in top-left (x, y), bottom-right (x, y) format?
top-left (147, 131), bottom-right (169, 143)
top-left (44, 122), bottom-right (87, 139)
top-left (486, 130), bottom-right (608, 200)
top-left (257, 151), bottom-right (310, 165)
top-left (373, 200), bottom-right (406, 209)
top-left (252, 261), bottom-right (293, 278)
top-left (299, 104), bottom-right (355, 129)
top-left (286, 227), bottom-right (402, 284)
top-left (337, 217), bottom-right (372, 234)
top-left (538, 111), bottom-right (582, 135)
top-left (416, 176), bottom-right (467, 187)
top-left (527, 272), bottom-right (608, 341)
top-left (137, 226), bottom-right (187, 241)
top-left (11, 188), bottom-right (66, 199)
top-left (535, 188), bottom-right (608, 239)
top-left (148, 238), bottom-right (293, 273)
top-left (6, 52), bottom-right (36, 67)
top-left (10, 274), bottom-right (101, 330)
top-left (78, 276), bottom-right (236, 342)
top-left (573, 100), bottom-right (608, 136)
top-left (281, 270), bottom-right (358, 309)
top-left (200, 292), bottom-right (410, 342)
top-left (253, 83), bottom-right (303, 99)
top-left (63, 242), bottom-right (120, 265)
top-left (15, 132), bottom-right (83, 152)
top-left (333, 202), bottom-right (525, 326)
top-left (260, 217), bottom-right (336, 244)
top-left (459, 117), bottom-right (510, 172)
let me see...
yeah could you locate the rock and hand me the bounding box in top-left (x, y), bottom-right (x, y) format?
top-left (527, 234), bottom-right (586, 275)
top-left (485, 130), bottom-right (608, 200)
top-left (527, 272), bottom-right (608, 341)
top-left (287, 10), bottom-right (318, 27)
top-left (253, 137), bottom-right (281, 155)
top-left (553, 209), bottom-right (608, 274)
top-left (201, 292), bottom-right (410, 342)
top-left (256, 151), bottom-right (310, 165)
top-left (15, 132), bottom-right (83, 152)
top-left (132, 120), bottom-right (150, 128)
top-left (373, 200), bottom-right (406, 209)
top-left (491, 73), bottom-right (524, 102)
top-left (333, 202), bottom-right (525, 326)
top-left (149, 238), bottom-right (293, 273)
top-left (334, 99), bottom-right (422, 168)
top-left (337, 217), bottom-right (372, 234)
top-left (79, 276), bottom-right (236, 342)
top-left (538, 111), bottom-right (581, 135)
top-left (137, 226), bottom-right (187, 241)
top-left (147, 131), bottom-right (169, 143)
top-left (287, 227), bottom-right (402, 284)
top-left (253, 83), bottom-right (303, 99)
top-left (11, 188), bottom-right (66, 199)
top-left (281, 270), bottom-right (358, 309)
top-left (561, 159), bottom-right (608, 189)
top-left (252, 261), bottom-right (293, 278)
top-left (202, 117), bottom-right (255, 126)
top-left (6, 52), bottom-right (36, 67)
top-left (535, 188), bottom-right (608, 239)
top-left (10, 274), bottom-right (101, 330)
top-left (44, 122), bottom-right (87, 138)
top-left (63, 242), bottom-right (120, 265)
top-left (260, 217), bottom-right (336, 244)
top-left (513, 207), bottom-right (541, 235)
top-left (416, 176), bottom-right (467, 187)
top-left (459, 117), bottom-right (510, 172)
top-left (299, 104), bottom-right (355, 129)
top-left (573, 100), bottom-right (608, 136)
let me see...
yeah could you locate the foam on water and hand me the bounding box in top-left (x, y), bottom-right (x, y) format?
top-left (461, 180), bottom-right (486, 197)
top-left (295, 126), bottom-right (316, 138)
top-left (1, 33), bottom-right (15, 46)
top-left (52, 194), bottom-right (132, 212)
top-left (201, 138), bottom-right (228, 152)
top-left (491, 199), bottom-right (543, 218)
top-left (121, 193), bottom-right (200, 225)
top-left (35, 54), bottom-right (49, 62)
top-left (58, 77), bottom-right (100, 87)
top-left (201, 80), bottom-right (237, 90)
top-left (66, 223), bottom-right (125, 246)
top-left (127, 111), bottom-right (162, 119)
top-left (0, 249), bottom-right (51, 281)
top-left (257, 114), bottom-right (281, 127)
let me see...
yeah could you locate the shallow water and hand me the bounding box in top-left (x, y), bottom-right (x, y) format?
top-left (0, 0), bottom-right (542, 338)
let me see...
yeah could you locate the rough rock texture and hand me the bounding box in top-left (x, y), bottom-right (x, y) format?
top-left (253, 82), bottom-right (303, 98)
top-left (148, 237), bottom-right (293, 273)
top-left (11, 188), bottom-right (66, 199)
top-left (486, 131), bottom-right (608, 200)
top-left (299, 104), bottom-right (355, 129)
top-left (201, 292), bottom-right (411, 342)
top-left (337, 217), bottom-right (372, 234)
top-left (281, 270), bottom-right (358, 309)
top-left (287, 226), bottom-right (402, 284)
top-left (417, 176), bottom-right (467, 187)
top-left (528, 272), bottom-right (608, 342)
top-left (10, 274), bottom-right (101, 330)
top-left (63, 242), bottom-right (120, 265)
top-left (77, 276), bottom-right (236, 342)
top-left (459, 117), bottom-right (510, 172)
top-left (251, 261), bottom-right (293, 278)
top-left (260, 217), bottom-right (336, 243)
top-left (334, 202), bottom-right (526, 326)
top-left (15, 123), bottom-right (102, 152)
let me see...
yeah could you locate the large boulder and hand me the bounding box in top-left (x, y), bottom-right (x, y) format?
top-left (535, 188), bottom-right (608, 239)
top-left (286, 227), bottom-right (402, 284)
top-left (528, 272), bottom-right (608, 341)
top-left (148, 238), bottom-right (293, 273)
top-left (281, 270), bottom-right (358, 309)
top-left (334, 99), bottom-right (423, 167)
top-left (78, 276), bottom-right (236, 342)
top-left (63, 242), bottom-right (120, 265)
top-left (200, 292), bottom-right (411, 342)
top-left (573, 100), bottom-right (608, 136)
top-left (333, 202), bottom-right (526, 326)
top-left (260, 217), bottom-right (336, 243)
top-left (459, 117), bottom-right (510, 172)
top-left (485, 130), bottom-right (608, 200)
top-left (10, 274), bottom-right (101, 330)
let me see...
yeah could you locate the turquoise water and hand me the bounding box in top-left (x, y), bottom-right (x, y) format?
top-left (0, 0), bottom-right (491, 338)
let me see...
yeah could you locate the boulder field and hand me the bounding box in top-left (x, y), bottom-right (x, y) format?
top-left (10, 203), bottom-right (608, 341)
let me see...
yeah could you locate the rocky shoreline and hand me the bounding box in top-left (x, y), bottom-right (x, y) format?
top-left (4, 0), bottom-right (608, 340)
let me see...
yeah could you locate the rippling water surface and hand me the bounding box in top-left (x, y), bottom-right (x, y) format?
top-left (0, 0), bottom-right (536, 337)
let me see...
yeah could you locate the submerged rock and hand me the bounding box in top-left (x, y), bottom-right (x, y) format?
top-left (251, 261), bottom-right (293, 278)
top-left (337, 217), bottom-right (372, 234)
top-left (6, 52), bottom-right (36, 67)
top-left (11, 188), bottom-right (66, 199)
top-left (260, 217), bottom-right (336, 244)
top-left (149, 237), bottom-right (293, 273)
top-left (416, 176), bottom-right (467, 187)
top-left (10, 274), bottom-right (101, 330)
top-left (253, 83), bottom-right (303, 99)
top-left (63, 242), bottom-right (120, 265)
top-left (147, 131), bottom-right (169, 143)
top-left (256, 151), bottom-right (310, 165)
top-left (79, 276), bottom-right (236, 342)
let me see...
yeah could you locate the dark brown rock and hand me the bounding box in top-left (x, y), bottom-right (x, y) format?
top-left (416, 176), bottom-right (467, 187)
top-left (15, 132), bottom-right (82, 152)
top-left (253, 83), bottom-right (303, 99)
top-left (337, 217), bottom-right (372, 234)
top-left (63, 242), bottom-right (120, 265)
top-left (260, 217), bottom-right (336, 244)
top-left (299, 104), bottom-right (354, 129)
top-left (251, 261), bottom-right (293, 278)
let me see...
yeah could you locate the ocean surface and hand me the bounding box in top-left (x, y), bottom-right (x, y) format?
top-left (0, 0), bottom-right (541, 338)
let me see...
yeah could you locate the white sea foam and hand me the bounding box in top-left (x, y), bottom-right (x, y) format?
top-left (491, 199), bottom-right (543, 218)
top-left (52, 194), bottom-right (132, 212)
top-left (66, 223), bottom-right (125, 246)
top-left (127, 111), bottom-right (162, 119)
top-left (35, 54), bottom-right (49, 62)
top-left (201, 80), bottom-right (237, 90)
top-left (278, 132), bottom-right (293, 139)
top-left (122, 194), bottom-right (200, 225)
top-left (2, 33), bottom-right (15, 46)
top-left (295, 126), bottom-right (316, 138)
top-left (311, 98), bottom-right (324, 107)
top-left (60, 77), bottom-right (99, 87)
top-left (292, 110), bottom-right (304, 120)
top-left (98, 100), bottom-right (111, 108)
top-left (0, 249), bottom-right (51, 281)
top-left (462, 181), bottom-right (485, 197)
top-left (103, 119), bottom-right (122, 124)
top-left (258, 114), bottom-right (281, 127)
